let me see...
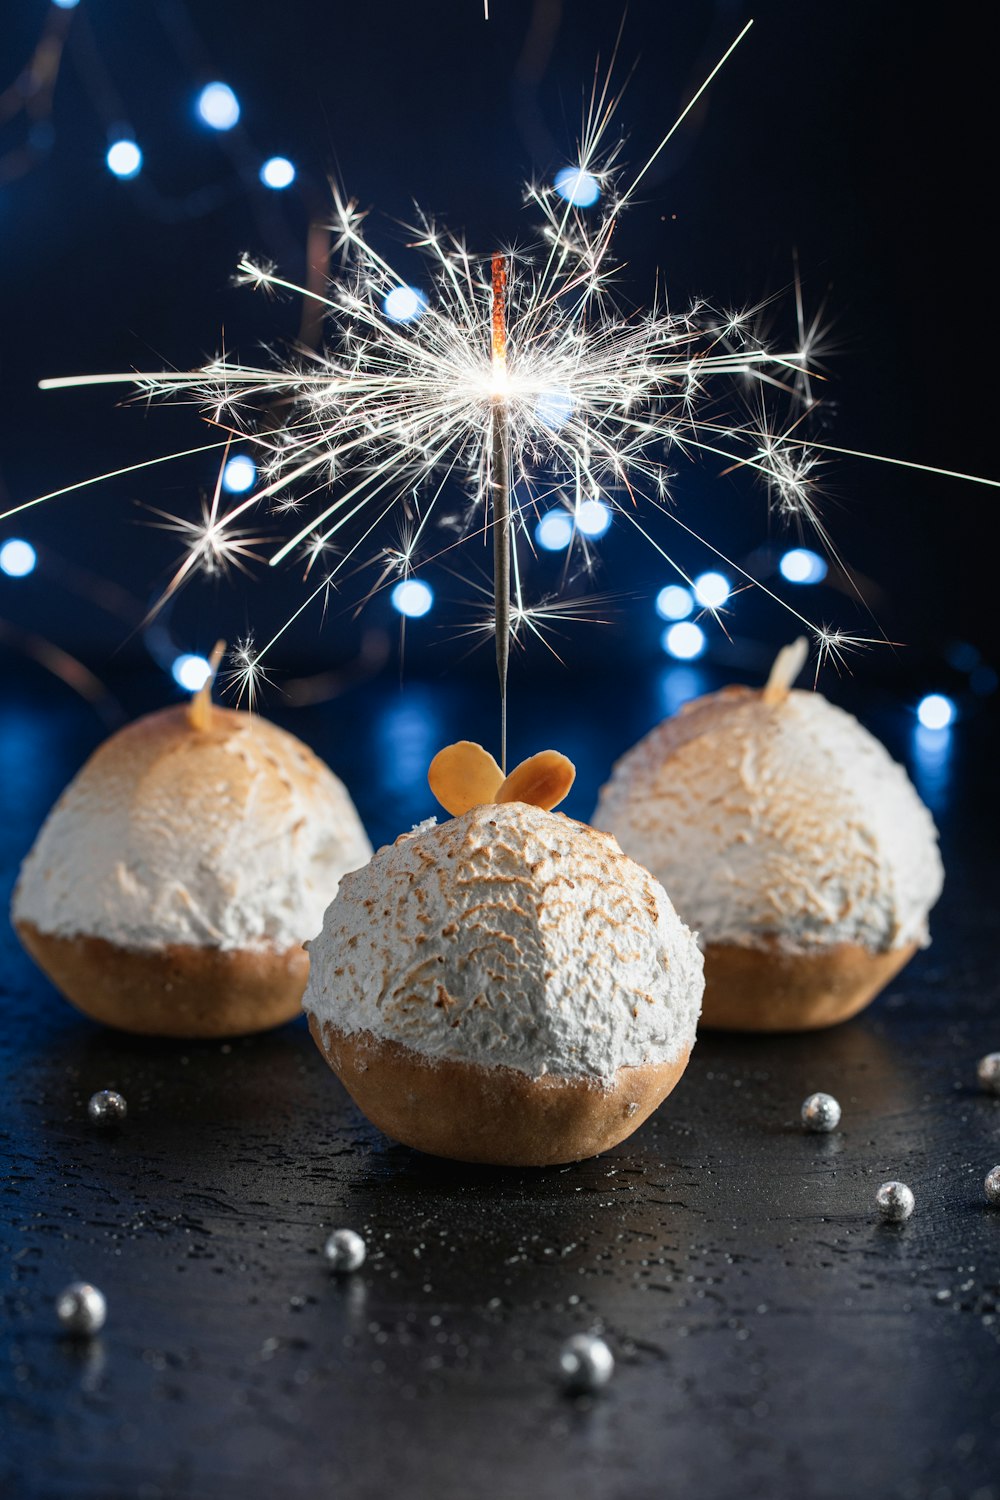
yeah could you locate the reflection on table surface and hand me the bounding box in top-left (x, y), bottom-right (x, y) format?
top-left (0, 665), bottom-right (997, 1500)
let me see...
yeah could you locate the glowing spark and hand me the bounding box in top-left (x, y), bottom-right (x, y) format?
top-left (143, 448), bottom-right (269, 617)
top-left (454, 569), bottom-right (619, 668)
top-left (29, 18), bottom-right (998, 717)
top-left (219, 636), bottom-right (272, 711)
top-left (0, 439), bottom-right (232, 522)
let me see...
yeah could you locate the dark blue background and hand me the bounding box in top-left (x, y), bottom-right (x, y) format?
top-left (1, 1), bottom-right (996, 703)
top-left (3, 18), bottom-right (999, 1494)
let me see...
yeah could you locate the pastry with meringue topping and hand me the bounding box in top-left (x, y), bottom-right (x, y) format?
top-left (593, 640), bottom-right (944, 1031)
top-left (12, 684), bottom-right (372, 1038)
top-left (304, 742), bottom-right (704, 1165)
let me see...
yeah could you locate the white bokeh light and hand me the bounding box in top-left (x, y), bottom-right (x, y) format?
top-left (693, 571), bottom-right (731, 609)
top-left (534, 389), bottom-right (574, 431)
top-left (171, 654), bottom-right (212, 692)
top-left (106, 140), bottom-right (142, 179)
top-left (662, 621), bottom-right (707, 660)
top-left (575, 499), bottom-right (612, 538)
top-left (779, 547), bottom-right (828, 585)
top-left (554, 167), bottom-right (601, 208)
top-left (222, 454), bottom-right (256, 493)
top-left (391, 578), bottom-right (434, 617)
top-left (656, 584), bottom-right (694, 621)
top-left (917, 693), bottom-right (956, 731)
top-left (383, 286), bottom-right (427, 323)
top-left (0, 539), bottom-right (37, 578)
top-left (197, 83), bottom-right (240, 131)
top-left (535, 511), bottom-right (574, 552)
top-left (260, 156), bottom-right (296, 190)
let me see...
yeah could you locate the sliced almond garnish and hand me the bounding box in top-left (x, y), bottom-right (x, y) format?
top-left (186, 640), bottom-right (227, 733)
top-left (428, 741), bottom-right (505, 816)
top-left (762, 636), bottom-right (809, 706)
top-left (496, 750), bottom-right (575, 811)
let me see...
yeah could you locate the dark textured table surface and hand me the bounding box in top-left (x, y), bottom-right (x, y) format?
top-left (2, 664), bottom-right (999, 1500)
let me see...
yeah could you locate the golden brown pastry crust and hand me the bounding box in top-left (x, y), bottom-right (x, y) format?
top-left (14, 919), bottom-right (308, 1039)
top-left (309, 1018), bottom-right (691, 1166)
top-left (699, 939), bottom-right (919, 1032)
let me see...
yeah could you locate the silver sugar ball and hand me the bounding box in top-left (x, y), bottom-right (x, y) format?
top-left (976, 1053), bottom-right (1000, 1095)
top-left (324, 1229), bottom-right (366, 1273)
top-left (56, 1282), bottom-right (107, 1336)
top-left (801, 1092), bottom-right (842, 1133)
top-left (559, 1333), bottom-right (614, 1395)
top-left (87, 1090), bottom-right (127, 1127)
top-left (876, 1181), bottom-right (915, 1222)
top-left (985, 1166), bottom-right (1000, 1205)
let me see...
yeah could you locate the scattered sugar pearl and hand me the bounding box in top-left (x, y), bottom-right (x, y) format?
top-left (87, 1090), bottom-right (127, 1127)
top-left (801, 1092), bottom-right (841, 1133)
top-left (876, 1181), bottom-right (915, 1222)
top-left (977, 1053), bottom-right (1000, 1095)
top-left (984, 1166), bottom-right (1000, 1205)
top-left (559, 1333), bottom-right (614, 1394)
top-left (56, 1282), bottom-right (106, 1336)
top-left (324, 1229), bottom-right (366, 1273)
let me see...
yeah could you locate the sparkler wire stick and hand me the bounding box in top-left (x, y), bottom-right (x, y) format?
top-left (490, 253), bottom-right (511, 771)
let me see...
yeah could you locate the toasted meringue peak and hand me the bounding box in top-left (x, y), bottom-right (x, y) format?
top-left (594, 687), bottom-right (943, 955)
top-left (13, 705), bottom-right (372, 954)
top-left (304, 800), bottom-right (703, 1084)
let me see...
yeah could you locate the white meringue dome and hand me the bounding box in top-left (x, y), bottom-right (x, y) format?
top-left (305, 801), bottom-right (703, 1084)
top-left (14, 705), bottom-right (372, 954)
top-left (594, 686), bottom-right (943, 957)
top-left (304, 801), bottom-right (704, 1163)
top-left (13, 704), bottom-right (372, 1037)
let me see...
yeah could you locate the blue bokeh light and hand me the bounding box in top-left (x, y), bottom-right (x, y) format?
top-left (106, 139), bottom-right (142, 179)
top-left (172, 654), bottom-right (212, 693)
top-left (780, 547), bottom-right (828, 585)
top-left (383, 286), bottom-right (428, 323)
top-left (52, 0), bottom-right (81, 8)
top-left (916, 693), bottom-right (956, 731)
top-left (197, 82), bottom-right (241, 131)
top-left (391, 578), bottom-right (434, 618)
top-left (662, 621), bottom-right (707, 660)
top-left (260, 156), bottom-right (296, 190)
top-left (659, 665), bottom-right (706, 718)
top-left (535, 511), bottom-right (574, 552)
top-left (693, 571), bottom-right (731, 609)
top-left (554, 167), bottom-right (601, 208)
top-left (534, 389), bottom-right (574, 431)
top-left (575, 499), bottom-right (612, 539)
top-left (655, 584), bottom-right (694, 621)
top-left (0, 539), bottom-right (37, 578)
top-left (222, 454), bottom-right (256, 494)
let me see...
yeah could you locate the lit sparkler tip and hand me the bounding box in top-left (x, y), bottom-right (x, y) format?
top-left (490, 253), bottom-right (508, 375)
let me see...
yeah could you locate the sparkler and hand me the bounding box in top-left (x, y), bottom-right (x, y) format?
top-left (490, 253), bottom-right (512, 769)
top-left (8, 18), bottom-right (998, 739)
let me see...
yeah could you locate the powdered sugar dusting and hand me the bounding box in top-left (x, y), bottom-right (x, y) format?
top-left (13, 706), bottom-right (372, 953)
top-left (594, 687), bottom-right (943, 954)
top-left (303, 802), bottom-right (704, 1085)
